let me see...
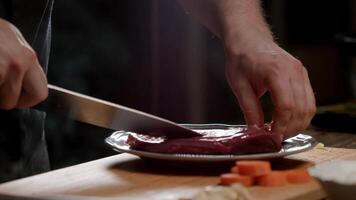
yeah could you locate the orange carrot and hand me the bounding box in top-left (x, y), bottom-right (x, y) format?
top-left (220, 173), bottom-right (254, 187)
top-left (284, 170), bottom-right (311, 184)
top-left (236, 160), bottom-right (271, 176)
top-left (255, 171), bottom-right (287, 187)
top-left (230, 166), bottom-right (239, 174)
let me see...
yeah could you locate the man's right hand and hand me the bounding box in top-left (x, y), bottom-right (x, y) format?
top-left (0, 19), bottom-right (48, 110)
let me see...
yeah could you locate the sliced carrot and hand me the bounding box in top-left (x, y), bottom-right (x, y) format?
top-left (284, 170), bottom-right (311, 184)
top-left (230, 166), bottom-right (239, 173)
top-left (220, 173), bottom-right (254, 187)
top-left (255, 171), bottom-right (287, 187)
top-left (236, 160), bottom-right (271, 176)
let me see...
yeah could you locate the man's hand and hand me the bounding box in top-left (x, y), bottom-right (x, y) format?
top-left (224, 34), bottom-right (316, 139)
top-left (0, 19), bottom-right (48, 110)
top-left (178, 0), bottom-right (316, 139)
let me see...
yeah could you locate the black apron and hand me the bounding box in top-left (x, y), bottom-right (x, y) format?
top-left (0, 0), bottom-right (53, 183)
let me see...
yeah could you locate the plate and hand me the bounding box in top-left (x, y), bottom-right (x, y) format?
top-left (105, 124), bottom-right (318, 162)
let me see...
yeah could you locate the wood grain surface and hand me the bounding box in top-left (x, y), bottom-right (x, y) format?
top-left (308, 128), bottom-right (356, 149)
top-left (1, 146), bottom-right (356, 200)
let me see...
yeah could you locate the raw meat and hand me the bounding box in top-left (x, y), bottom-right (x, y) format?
top-left (126, 126), bottom-right (283, 155)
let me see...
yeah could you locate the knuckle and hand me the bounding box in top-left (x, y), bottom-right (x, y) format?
top-left (36, 87), bottom-right (49, 102)
top-left (291, 60), bottom-right (304, 74)
top-left (277, 102), bottom-right (295, 113)
top-left (22, 46), bottom-right (38, 64)
top-left (308, 105), bottom-right (317, 116)
top-left (11, 47), bottom-right (38, 74)
top-left (292, 58), bottom-right (303, 67)
top-left (10, 59), bottom-right (25, 74)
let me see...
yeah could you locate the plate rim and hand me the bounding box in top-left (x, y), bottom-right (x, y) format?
top-left (105, 124), bottom-right (318, 162)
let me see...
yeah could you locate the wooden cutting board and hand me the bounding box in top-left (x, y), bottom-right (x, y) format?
top-left (1, 147), bottom-right (356, 200)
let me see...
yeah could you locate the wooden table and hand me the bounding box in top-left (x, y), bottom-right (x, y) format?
top-left (308, 128), bottom-right (356, 148)
top-left (0, 128), bottom-right (356, 200)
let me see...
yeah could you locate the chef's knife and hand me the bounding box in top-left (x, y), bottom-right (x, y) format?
top-left (34, 84), bottom-right (200, 138)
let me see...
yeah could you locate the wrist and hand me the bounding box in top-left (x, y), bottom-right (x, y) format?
top-left (221, 19), bottom-right (275, 47)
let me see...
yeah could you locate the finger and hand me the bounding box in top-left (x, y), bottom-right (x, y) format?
top-left (231, 76), bottom-right (264, 127)
top-left (17, 64), bottom-right (48, 108)
top-left (283, 66), bottom-right (308, 139)
top-left (0, 59), bottom-right (8, 86)
top-left (302, 67), bottom-right (316, 129)
top-left (266, 69), bottom-right (294, 136)
top-left (0, 70), bottom-right (23, 109)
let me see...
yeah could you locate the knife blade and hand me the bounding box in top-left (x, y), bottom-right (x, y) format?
top-left (34, 84), bottom-right (200, 138)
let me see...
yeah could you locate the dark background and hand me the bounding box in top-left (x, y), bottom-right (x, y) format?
top-left (45, 0), bottom-right (356, 169)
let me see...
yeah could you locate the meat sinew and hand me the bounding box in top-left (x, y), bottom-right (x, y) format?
top-left (126, 125), bottom-right (283, 155)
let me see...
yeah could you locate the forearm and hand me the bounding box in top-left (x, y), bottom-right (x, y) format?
top-left (178, 0), bottom-right (273, 42)
top-left (179, 0), bottom-right (316, 138)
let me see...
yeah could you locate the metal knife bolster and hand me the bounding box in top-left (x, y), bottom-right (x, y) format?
top-left (34, 85), bottom-right (200, 138)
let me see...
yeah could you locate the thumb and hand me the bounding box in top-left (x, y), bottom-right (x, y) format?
top-left (17, 65), bottom-right (48, 108)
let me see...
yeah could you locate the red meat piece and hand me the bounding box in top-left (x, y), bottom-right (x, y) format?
top-left (126, 125), bottom-right (283, 155)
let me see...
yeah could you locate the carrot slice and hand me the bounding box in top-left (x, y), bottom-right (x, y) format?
top-left (220, 173), bottom-right (253, 187)
top-left (236, 160), bottom-right (271, 176)
top-left (284, 170), bottom-right (311, 184)
top-left (230, 166), bottom-right (239, 173)
top-left (255, 171), bottom-right (287, 187)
